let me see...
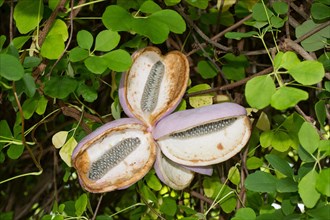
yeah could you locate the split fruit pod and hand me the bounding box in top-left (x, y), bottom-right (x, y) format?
top-left (153, 102), bottom-right (252, 166)
top-left (71, 118), bottom-right (156, 193)
top-left (119, 46), bottom-right (190, 128)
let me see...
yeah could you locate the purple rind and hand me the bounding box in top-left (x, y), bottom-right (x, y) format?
top-left (71, 118), bottom-right (144, 161)
top-left (153, 102), bottom-right (247, 139)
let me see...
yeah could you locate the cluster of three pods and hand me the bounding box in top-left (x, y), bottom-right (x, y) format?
top-left (71, 47), bottom-right (251, 193)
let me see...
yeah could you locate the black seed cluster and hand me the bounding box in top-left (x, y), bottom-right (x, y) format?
top-left (141, 61), bottom-right (165, 113)
top-left (170, 118), bottom-right (237, 139)
top-left (88, 137), bottom-right (141, 180)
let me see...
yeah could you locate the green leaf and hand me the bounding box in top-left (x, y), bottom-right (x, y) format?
top-left (69, 47), bottom-right (89, 62)
top-left (48, 19), bottom-right (68, 41)
top-left (84, 56), bottom-right (108, 74)
top-left (12, 36), bottom-right (30, 50)
top-left (36, 95), bottom-right (48, 115)
top-left (0, 54), bottom-right (24, 81)
top-left (23, 56), bottom-right (41, 68)
top-left (276, 177), bottom-right (298, 192)
top-left (40, 34), bottom-right (65, 59)
top-left (228, 166), bottom-right (240, 185)
top-left (307, 204), bottom-right (330, 220)
top-left (145, 173), bottom-right (162, 191)
top-left (232, 207), bottom-right (256, 220)
top-left (260, 130), bottom-right (273, 148)
top-left (149, 10), bottom-right (186, 33)
top-left (318, 140), bottom-right (330, 156)
top-left (265, 154), bottom-right (293, 177)
top-left (281, 199), bottom-right (295, 215)
top-left (94, 30), bottom-right (120, 52)
top-left (222, 65), bottom-right (246, 81)
top-left (139, 1), bottom-right (162, 13)
top-left (224, 31), bottom-right (258, 40)
top-left (77, 30), bottom-right (93, 50)
top-left (188, 84), bottom-right (213, 108)
top-left (22, 96), bottom-right (38, 119)
top-left (298, 122), bottom-right (319, 155)
top-left (270, 16), bottom-right (286, 28)
top-left (59, 137), bottom-right (77, 167)
top-left (270, 130), bottom-right (293, 152)
top-left (185, 0), bottom-right (208, 9)
top-left (246, 156), bottom-right (263, 170)
top-left (111, 97), bottom-right (121, 120)
top-left (0, 120), bottom-right (13, 141)
top-left (0, 35), bottom-right (6, 50)
top-left (245, 75), bottom-right (276, 109)
top-left (298, 170), bottom-right (320, 208)
top-left (272, 1), bottom-right (288, 15)
top-left (160, 197), bottom-right (177, 216)
top-left (316, 168), bottom-right (330, 196)
top-left (13, 0), bottom-right (44, 34)
top-left (103, 49), bottom-right (132, 72)
top-left (165, 0), bottom-right (181, 6)
top-left (271, 87), bottom-right (308, 110)
top-left (197, 60), bottom-right (218, 79)
top-left (21, 74), bottom-right (36, 98)
top-left (245, 171), bottom-right (277, 193)
top-left (133, 18), bottom-right (169, 44)
top-left (296, 20), bottom-right (330, 52)
top-left (44, 77), bottom-right (78, 99)
top-left (315, 100), bottom-right (326, 126)
top-left (140, 183), bottom-right (157, 204)
top-left (252, 3), bottom-right (274, 22)
top-left (102, 5), bottom-right (133, 32)
top-left (75, 194), bottom-right (88, 216)
top-left (289, 61), bottom-right (325, 85)
top-left (311, 3), bottom-right (330, 20)
top-left (7, 144), bottom-right (24, 160)
top-left (274, 51), bottom-right (301, 70)
top-left (76, 83), bottom-right (98, 102)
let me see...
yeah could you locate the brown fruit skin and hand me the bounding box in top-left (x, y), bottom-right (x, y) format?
top-left (72, 118), bottom-right (156, 193)
top-left (119, 46), bottom-right (190, 127)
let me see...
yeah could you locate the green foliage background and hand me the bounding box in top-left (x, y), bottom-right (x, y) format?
top-left (0, 0), bottom-right (329, 219)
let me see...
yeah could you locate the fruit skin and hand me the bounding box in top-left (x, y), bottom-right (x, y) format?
top-left (154, 103), bottom-right (252, 166)
top-left (153, 102), bottom-right (248, 139)
top-left (71, 118), bottom-right (156, 193)
top-left (119, 46), bottom-right (189, 128)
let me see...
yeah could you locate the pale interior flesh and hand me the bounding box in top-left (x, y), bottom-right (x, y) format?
top-left (158, 116), bottom-right (251, 166)
top-left (86, 129), bottom-right (152, 184)
top-left (126, 52), bottom-right (171, 124)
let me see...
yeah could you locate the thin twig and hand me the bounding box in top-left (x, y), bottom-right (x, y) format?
top-left (47, 0), bottom-right (75, 76)
top-left (294, 21), bottom-right (330, 44)
top-left (91, 194), bottom-right (104, 220)
top-left (284, 38), bottom-right (314, 60)
top-left (38, 0), bottom-right (67, 47)
top-left (9, 0), bottom-right (14, 42)
top-left (185, 66), bottom-right (273, 98)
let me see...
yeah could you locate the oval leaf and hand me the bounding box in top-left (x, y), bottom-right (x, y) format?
top-left (271, 87), bottom-right (308, 110)
top-left (289, 61), bottom-right (325, 85)
top-left (245, 75), bottom-right (276, 109)
top-left (0, 54), bottom-right (24, 81)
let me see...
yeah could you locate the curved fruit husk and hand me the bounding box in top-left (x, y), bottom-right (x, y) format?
top-left (154, 149), bottom-right (195, 190)
top-left (72, 118), bottom-right (156, 193)
top-left (153, 103), bottom-right (251, 166)
top-left (119, 46), bottom-right (189, 128)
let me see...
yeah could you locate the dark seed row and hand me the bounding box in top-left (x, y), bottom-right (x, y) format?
top-left (140, 61), bottom-right (165, 113)
top-left (88, 137), bottom-right (141, 180)
top-left (170, 118), bottom-right (237, 139)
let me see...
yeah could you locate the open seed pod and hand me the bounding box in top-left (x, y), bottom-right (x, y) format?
top-left (153, 103), bottom-right (251, 166)
top-left (154, 149), bottom-right (195, 190)
top-left (119, 47), bottom-right (189, 127)
top-left (72, 118), bottom-right (156, 193)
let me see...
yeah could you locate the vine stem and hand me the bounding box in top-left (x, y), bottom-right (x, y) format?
top-left (12, 82), bottom-right (43, 171)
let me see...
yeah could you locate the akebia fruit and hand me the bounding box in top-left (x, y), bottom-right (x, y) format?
top-left (71, 118), bottom-right (156, 193)
top-left (153, 103), bottom-right (251, 166)
top-left (119, 46), bottom-right (189, 127)
top-left (72, 46), bottom-right (251, 193)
